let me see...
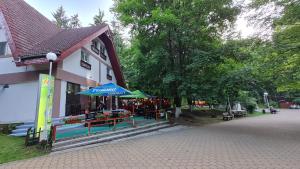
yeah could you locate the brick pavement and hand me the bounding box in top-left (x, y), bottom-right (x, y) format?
top-left (1, 109), bottom-right (300, 169)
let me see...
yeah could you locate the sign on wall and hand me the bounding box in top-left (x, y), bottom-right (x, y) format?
top-left (35, 74), bottom-right (55, 135)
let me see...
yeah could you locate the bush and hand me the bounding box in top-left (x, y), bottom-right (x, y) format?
top-left (293, 98), bottom-right (300, 104)
top-left (0, 124), bottom-right (19, 134)
top-left (269, 100), bottom-right (279, 108)
top-left (237, 91), bottom-right (257, 113)
top-left (246, 104), bottom-right (256, 113)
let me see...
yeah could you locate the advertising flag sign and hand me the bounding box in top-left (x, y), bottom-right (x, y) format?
top-left (35, 74), bottom-right (55, 136)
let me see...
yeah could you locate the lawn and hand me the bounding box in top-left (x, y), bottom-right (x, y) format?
top-left (247, 111), bottom-right (266, 117)
top-left (0, 134), bottom-right (47, 164)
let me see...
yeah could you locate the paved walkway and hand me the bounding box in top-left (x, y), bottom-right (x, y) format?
top-left (1, 109), bottom-right (300, 169)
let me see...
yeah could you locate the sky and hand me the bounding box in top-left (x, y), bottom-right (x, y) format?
top-left (25, 0), bottom-right (115, 26)
top-left (25, 0), bottom-right (255, 39)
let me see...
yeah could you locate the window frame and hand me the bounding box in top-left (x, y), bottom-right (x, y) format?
top-left (81, 50), bottom-right (90, 63)
top-left (100, 45), bottom-right (107, 60)
top-left (106, 67), bottom-right (112, 80)
top-left (91, 40), bottom-right (100, 54)
top-left (0, 41), bottom-right (7, 56)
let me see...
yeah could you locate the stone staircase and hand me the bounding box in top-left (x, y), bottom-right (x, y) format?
top-left (52, 121), bottom-right (173, 152)
top-left (10, 117), bottom-right (82, 136)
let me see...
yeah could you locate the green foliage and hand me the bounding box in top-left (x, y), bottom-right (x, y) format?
top-left (114, 0), bottom-right (299, 106)
top-left (269, 100), bottom-right (279, 108)
top-left (69, 14), bottom-right (81, 28)
top-left (0, 124), bottom-right (18, 134)
top-left (0, 134), bottom-right (47, 164)
top-left (92, 9), bottom-right (106, 25)
top-left (237, 91), bottom-right (257, 113)
top-left (292, 98), bottom-right (300, 104)
top-left (113, 0), bottom-right (241, 106)
top-left (249, 0), bottom-right (300, 93)
top-left (52, 6), bottom-right (81, 28)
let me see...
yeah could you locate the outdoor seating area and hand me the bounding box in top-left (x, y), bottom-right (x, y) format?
top-left (50, 83), bottom-right (172, 142)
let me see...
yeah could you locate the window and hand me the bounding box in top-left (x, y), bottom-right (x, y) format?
top-left (91, 40), bottom-right (100, 54)
top-left (81, 50), bottom-right (89, 63)
top-left (0, 42), bottom-right (7, 56)
top-left (107, 67), bottom-right (112, 80)
top-left (100, 45), bottom-right (107, 60)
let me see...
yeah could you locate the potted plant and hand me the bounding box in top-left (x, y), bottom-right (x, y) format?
top-left (95, 114), bottom-right (106, 121)
top-left (64, 116), bottom-right (83, 124)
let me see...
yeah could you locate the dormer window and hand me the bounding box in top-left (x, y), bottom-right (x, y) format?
top-left (100, 45), bottom-right (107, 60)
top-left (81, 50), bottom-right (89, 63)
top-left (91, 40), bottom-right (100, 54)
top-left (80, 49), bottom-right (91, 70)
top-left (0, 42), bottom-right (7, 56)
top-left (107, 66), bottom-right (112, 80)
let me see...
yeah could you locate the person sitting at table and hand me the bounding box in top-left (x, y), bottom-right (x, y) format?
top-left (85, 105), bottom-right (91, 120)
top-left (97, 101), bottom-right (105, 111)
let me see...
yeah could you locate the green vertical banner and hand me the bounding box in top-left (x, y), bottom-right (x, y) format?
top-left (35, 74), bottom-right (55, 134)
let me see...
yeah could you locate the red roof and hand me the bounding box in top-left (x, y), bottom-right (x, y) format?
top-left (21, 24), bottom-right (107, 59)
top-left (0, 0), bottom-right (125, 86)
top-left (0, 0), bottom-right (59, 57)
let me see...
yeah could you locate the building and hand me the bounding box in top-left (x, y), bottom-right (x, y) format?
top-left (0, 0), bottom-right (125, 123)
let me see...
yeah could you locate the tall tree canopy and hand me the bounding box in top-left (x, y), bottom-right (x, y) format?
top-left (249, 0), bottom-right (300, 93)
top-left (52, 6), bottom-right (81, 28)
top-left (113, 0), bottom-right (241, 106)
top-left (92, 9), bottom-right (106, 25)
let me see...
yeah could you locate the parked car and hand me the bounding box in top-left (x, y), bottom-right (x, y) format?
top-left (289, 104), bottom-right (300, 109)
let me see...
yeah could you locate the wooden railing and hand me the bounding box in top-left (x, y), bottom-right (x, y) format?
top-left (51, 114), bottom-right (134, 143)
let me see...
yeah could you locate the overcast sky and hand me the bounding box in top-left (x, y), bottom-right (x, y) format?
top-left (25, 0), bottom-right (255, 38)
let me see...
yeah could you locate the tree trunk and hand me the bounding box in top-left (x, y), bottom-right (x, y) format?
top-left (187, 97), bottom-right (193, 112)
top-left (174, 96), bottom-right (182, 118)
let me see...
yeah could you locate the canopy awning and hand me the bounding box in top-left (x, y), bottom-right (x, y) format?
top-left (78, 83), bottom-right (131, 96)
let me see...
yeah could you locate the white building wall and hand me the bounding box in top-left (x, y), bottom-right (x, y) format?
top-left (100, 62), bottom-right (117, 84)
top-left (83, 40), bottom-right (117, 84)
top-left (62, 50), bottom-right (100, 82)
top-left (0, 57), bottom-right (37, 74)
top-left (57, 37), bottom-right (121, 117)
top-left (0, 81), bottom-right (38, 123)
top-left (0, 15), bottom-right (38, 75)
top-left (0, 16), bottom-right (45, 75)
top-left (0, 12), bottom-right (12, 57)
top-left (83, 40), bottom-right (112, 67)
top-left (62, 40), bottom-right (117, 85)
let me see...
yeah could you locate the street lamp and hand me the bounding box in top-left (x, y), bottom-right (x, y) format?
top-left (41, 52), bottom-right (57, 141)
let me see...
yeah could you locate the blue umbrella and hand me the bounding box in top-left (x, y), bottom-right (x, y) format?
top-left (78, 83), bottom-right (131, 96)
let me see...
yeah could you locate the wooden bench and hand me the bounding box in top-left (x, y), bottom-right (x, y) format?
top-left (222, 112), bottom-right (234, 121)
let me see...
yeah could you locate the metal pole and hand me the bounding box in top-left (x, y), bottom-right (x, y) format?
top-left (266, 95), bottom-right (270, 109)
top-left (42, 61), bottom-right (53, 141)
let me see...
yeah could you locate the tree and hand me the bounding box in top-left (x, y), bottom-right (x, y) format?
top-left (113, 0), bottom-right (241, 108)
top-left (249, 0), bottom-right (300, 93)
top-left (69, 14), bottom-right (81, 28)
top-left (52, 6), bottom-right (69, 28)
top-left (92, 9), bottom-right (106, 25)
top-left (111, 20), bottom-right (125, 56)
top-left (52, 6), bottom-right (81, 29)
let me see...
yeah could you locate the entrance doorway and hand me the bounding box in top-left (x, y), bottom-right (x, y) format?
top-left (65, 82), bottom-right (81, 116)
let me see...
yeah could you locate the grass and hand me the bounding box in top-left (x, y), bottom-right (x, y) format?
top-left (177, 115), bottom-right (223, 126)
top-left (247, 111), bottom-right (266, 117)
top-left (0, 134), bottom-right (47, 164)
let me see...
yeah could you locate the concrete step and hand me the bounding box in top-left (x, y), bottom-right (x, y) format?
top-left (23, 121), bottom-right (35, 125)
top-left (53, 121), bottom-right (168, 147)
top-left (12, 128), bottom-right (28, 133)
top-left (16, 124), bottom-right (34, 129)
top-left (52, 121), bottom-right (172, 152)
top-left (9, 132), bottom-right (27, 137)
